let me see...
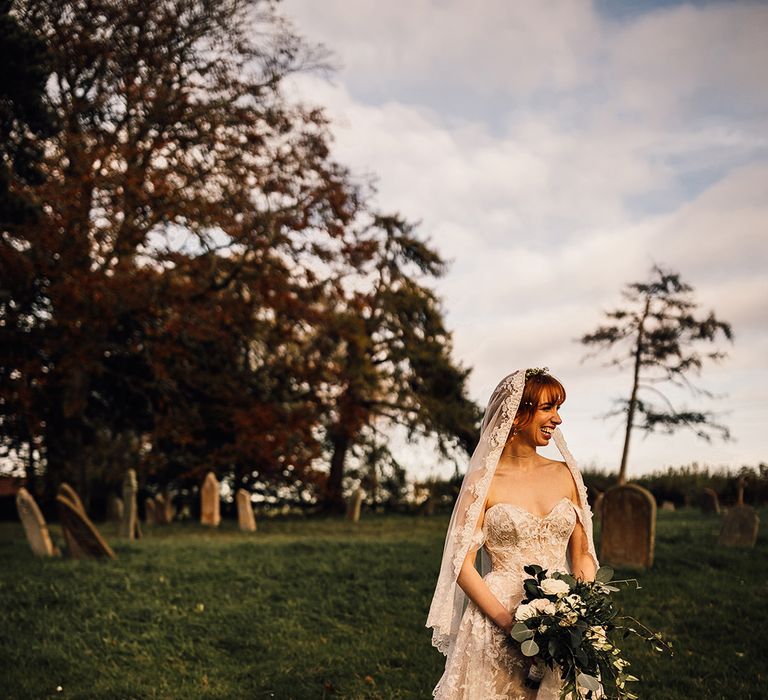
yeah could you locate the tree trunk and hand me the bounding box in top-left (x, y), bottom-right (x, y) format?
top-left (325, 430), bottom-right (350, 514)
top-left (618, 297), bottom-right (650, 484)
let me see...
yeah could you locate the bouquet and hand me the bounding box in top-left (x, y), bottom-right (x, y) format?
top-left (509, 564), bottom-right (672, 699)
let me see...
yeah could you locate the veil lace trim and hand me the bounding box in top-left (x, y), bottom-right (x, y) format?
top-left (426, 369), bottom-right (599, 658)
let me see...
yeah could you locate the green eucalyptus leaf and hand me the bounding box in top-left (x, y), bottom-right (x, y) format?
top-left (595, 566), bottom-right (614, 583)
top-left (576, 673), bottom-right (601, 692)
top-left (510, 625), bottom-right (534, 642)
top-left (521, 639), bottom-right (539, 657)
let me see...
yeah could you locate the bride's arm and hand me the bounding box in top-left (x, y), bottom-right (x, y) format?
top-left (456, 509), bottom-right (515, 634)
top-left (568, 521), bottom-right (597, 581)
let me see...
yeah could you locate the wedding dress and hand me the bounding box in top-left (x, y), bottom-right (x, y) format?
top-left (433, 497), bottom-right (583, 699)
top-left (427, 369), bottom-right (598, 700)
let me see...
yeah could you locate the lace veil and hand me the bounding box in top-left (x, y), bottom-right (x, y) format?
top-left (426, 368), bottom-right (599, 657)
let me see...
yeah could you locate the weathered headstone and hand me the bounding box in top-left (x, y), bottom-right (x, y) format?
top-left (119, 469), bottom-right (141, 540)
top-left (718, 505), bottom-right (759, 548)
top-left (661, 500), bottom-right (676, 512)
top-left (236, 489), bottom-right (257, 532)
top-left (346, 488), bottom-right (365, 523)
top-left (699, 487), bottom-right (720, 515)
top-left (57, 494), bottom-right (116, 560)
top-left (58, 482), bottom-right (85, 514)
top-left (16, 487), bottom-right (58, 557)
top-left (162, 490), bottom-right (175, 524)
top-left (154, 493), bottom-right (167, 525)
top-left (145, 497), bottom-right (157, 526)
top-left (200, 472), bottom-right (221, 527)
top-left (736, 476), bottom-right (746, 506)
top-left (107, 496), bottom-right (124, 523)
top-left (599, 484), bottom-right (656, 570)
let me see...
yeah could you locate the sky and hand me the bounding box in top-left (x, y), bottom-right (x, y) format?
top-left (281, 0), bottom-right (768, 480)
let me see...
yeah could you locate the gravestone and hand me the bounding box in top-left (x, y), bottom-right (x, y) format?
top-left (154, 494), bottom-right (167, 525)
top-left (346, 488), bottom-right (365, 523)
top-left (699, 488), bottom-right (720, 515)
top-left (107, 496), bottom-right (124, 523)
top-left (718, 478), bottom-right (759, 548)
top-left (236, 489), bottom-right (257, 532)
top-left (58, 482), bottom-right (85, 513)
top-left (661, 500), bottom-right (676, 512)
top-left (162, 490), bottom-right (175, 524)
top-left (57, 494), bottom-right (116, 560)
top-left (145, 497), bottom-right (157, 526)
top-left (200, 472), bottom-right (221, 527)
top-left (718, 506), bottom-right (759, 548)
top-left (599, 484), bottom-right (656, 570)
top-left (16, 487), bottom-right (58, 557)
top-left (119, 469), bottom-right (141, 540)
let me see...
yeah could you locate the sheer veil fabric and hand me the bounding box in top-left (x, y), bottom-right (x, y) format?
top-left (426, 369), bottom-right (599, 659)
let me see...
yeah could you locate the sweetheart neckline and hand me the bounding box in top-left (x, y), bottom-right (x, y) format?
top-left (485, 496), bottom-right (574, 521)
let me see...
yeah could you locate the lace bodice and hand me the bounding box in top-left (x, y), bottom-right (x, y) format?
top-left (433, 497), bottom-right (579, 700)
top-left (484, 497), bottom-right (577, 579)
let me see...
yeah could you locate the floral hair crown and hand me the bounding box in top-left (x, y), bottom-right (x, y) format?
top-left (525, 367), bottom-right (549, 380)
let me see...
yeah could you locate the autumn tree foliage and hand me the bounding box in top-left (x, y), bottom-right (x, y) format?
top-left (580, 265), bottom-right (733, 484)
top-left (0, 0), bottom-right (479, 512)
top-left (0, 0), bottom-right (59, 495)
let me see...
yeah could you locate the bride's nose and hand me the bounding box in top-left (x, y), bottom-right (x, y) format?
top-left (553, 410), bottom-right (562, 425)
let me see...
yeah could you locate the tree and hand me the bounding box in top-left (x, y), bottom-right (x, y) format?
top-left (1, 0), bottom-right (478, 517)
top-left (0, 0), bottom-right (58, 489)
top-left (315, 214), bottom-right (481, 512)
top-left (2, 0), bottom-right (363, 505)
top-left (580, 265), bottom-right (733, 484)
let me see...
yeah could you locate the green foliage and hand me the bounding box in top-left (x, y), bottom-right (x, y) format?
top-left (1, 508), bottom-right (767, 698)
top-left (0, 1), bottom-right (479, 515)
top-left (581, 265), bottom-right (733, 482)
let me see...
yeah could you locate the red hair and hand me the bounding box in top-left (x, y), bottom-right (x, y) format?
top-left (509, 373), bottom-right (566, 436)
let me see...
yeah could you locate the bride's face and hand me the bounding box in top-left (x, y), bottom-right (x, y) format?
top-left (515, 392), bottom-right (563, 447)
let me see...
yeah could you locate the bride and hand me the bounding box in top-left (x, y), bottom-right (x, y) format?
top-left (427, 368), bottom-right (599, 699)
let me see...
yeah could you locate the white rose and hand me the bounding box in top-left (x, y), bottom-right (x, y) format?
top-left (515, 603), bottom-right (535, 621)
top-left (540, 578), bottom-right (570, 596)
top-left (531, 598), bottom-right (556, 615)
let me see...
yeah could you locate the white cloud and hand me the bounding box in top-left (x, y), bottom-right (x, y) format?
top-left (281, 0), bottom-right (768, 476)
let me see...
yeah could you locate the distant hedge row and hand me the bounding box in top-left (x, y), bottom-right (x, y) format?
top-left (582, 463), bottom-right (768, 507)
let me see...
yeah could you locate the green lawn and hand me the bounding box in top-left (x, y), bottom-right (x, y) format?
top-left (1, 508), bottom-right (766, 699)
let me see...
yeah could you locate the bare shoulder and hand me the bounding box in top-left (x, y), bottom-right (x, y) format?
top-left (548, 459), bottom-right (579, 499)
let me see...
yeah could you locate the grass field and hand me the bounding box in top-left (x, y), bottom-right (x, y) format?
top-left (1, 508), bottom-right (766, 699)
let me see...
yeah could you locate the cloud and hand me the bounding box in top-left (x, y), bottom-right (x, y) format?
top-left (280, 0), bottom-right (768, 474)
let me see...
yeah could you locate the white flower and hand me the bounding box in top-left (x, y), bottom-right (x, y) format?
top-left (531, 598), bottom-right (556, 615)
top-left (515, 603), bottom-right (536, 621)
top-left (540, 578), bottom-right (570, 596)
top-left (564, 593), bottom-right (583, 608)
top-left (558, 611), bottom-right (579, 626)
